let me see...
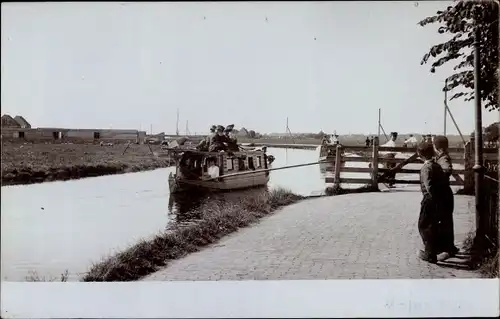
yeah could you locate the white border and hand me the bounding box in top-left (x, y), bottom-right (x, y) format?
top-left (1, 279), bottom-right (499, 318)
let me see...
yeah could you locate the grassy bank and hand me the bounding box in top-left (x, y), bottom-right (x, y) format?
top-left (462, 230), bottom-right (499, 278)
top-left (82, 188), bottom-right (304, 282)
top-left (1, 142), bottom-right (173, 185)
top-left (478, 251), bottom-right (499, 277)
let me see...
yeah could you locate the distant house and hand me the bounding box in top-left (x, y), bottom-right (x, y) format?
top-left (1, 114), bottom-right (21, 128)
top-left (236, 127), bottom-right (249, 137)
top-left (14, 115), bottom-right (31, 128)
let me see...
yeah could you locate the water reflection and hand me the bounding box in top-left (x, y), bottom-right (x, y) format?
top-left (168, 189), bottom-right (207, 220)
top-left (167, 186), bottom-right (270, 224)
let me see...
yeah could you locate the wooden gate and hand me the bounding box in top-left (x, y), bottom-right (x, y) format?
top-left (324, 137), bottom-right (466, 189)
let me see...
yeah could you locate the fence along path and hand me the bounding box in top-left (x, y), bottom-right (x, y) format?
top-left (323, 137), bottom-right (498, 192)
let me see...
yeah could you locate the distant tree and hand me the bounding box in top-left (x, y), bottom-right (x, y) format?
top-left (248, 130), bottom-right (256, 138)
top-left (418, 1), bottom-right (499, 111)
top-left (469, 126), bottom-right (495, 144)
top-left (485, 122), bottom-right (499, 142)
top-left (314, 130), bottom-right (325, 139)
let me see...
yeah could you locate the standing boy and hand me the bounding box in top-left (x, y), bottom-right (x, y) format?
top-left (417, 142), bottom-right (448, 263)
top-left (433, 135), bottom-right (459, 259)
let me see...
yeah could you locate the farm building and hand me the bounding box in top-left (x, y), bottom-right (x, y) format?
top-left (1, 115), bottom-right (146, 143)
top-left (13, 115), bottom-right (31, 128)
top-left (1, 114), bottom-right (20, 128)
top-left (1, 127), bottom-right (147, 143)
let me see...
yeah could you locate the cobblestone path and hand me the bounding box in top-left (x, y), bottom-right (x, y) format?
top-left (145, 190), bottom-right (480, 280)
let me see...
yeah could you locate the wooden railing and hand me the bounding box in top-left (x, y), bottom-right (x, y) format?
top-left (323, 137), bottom-right (498, 192)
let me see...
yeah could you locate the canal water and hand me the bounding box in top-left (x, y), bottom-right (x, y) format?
top-left (0, 147), bottom-right (408, 281)
top-left (1, 148), bottom-right (319, 280)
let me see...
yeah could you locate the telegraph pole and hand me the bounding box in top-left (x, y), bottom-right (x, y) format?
top-left (176, 108), bottom-right (179, 136)
top-left (377, 108), bottom-right (381, 140)
top-left (444, 79), bottom-right (447, 135)
top-left (472, 23), bottom-right (485, 249)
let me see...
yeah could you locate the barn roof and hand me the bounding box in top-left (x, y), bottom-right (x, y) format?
top-left (13, 115), bottom-right (31, 127)
top-left (1, 114), bottom-right (21, 128)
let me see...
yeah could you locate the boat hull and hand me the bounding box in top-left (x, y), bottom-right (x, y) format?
top-left (169, 171), bottom-right (270, 194)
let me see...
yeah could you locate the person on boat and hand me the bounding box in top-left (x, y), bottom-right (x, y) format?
top-left (416, 141), bottom-right (448, 263)
top-left (321, 135), bottom-right (331, 145)
top-left (224, 124), bottom-right (239, 152)
top-left (334, 134), bottom-right (340, 145)
top-left (196, 139), bottom-right (208, 151)
top-left (205, 157), bottom-right (220, 180)
top-left (197, 125), bottom-right (217, 151)
top-left (208, 125), bottom-right (216, 142)
top-left (433, 135), bottom-right (459, 260)
top-left (209, 125), bottom-right (228, 152)
top-left (365, 137), bottom-right (370, 147)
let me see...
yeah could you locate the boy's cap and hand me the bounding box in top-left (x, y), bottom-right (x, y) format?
top-left (433, 135), bottom-right (449, 150)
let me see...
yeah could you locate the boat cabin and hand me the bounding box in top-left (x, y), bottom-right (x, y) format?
top-left (175, 150), bottom-right (269, 180)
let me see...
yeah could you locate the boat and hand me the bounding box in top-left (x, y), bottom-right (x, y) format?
top-left (167, 148), bottom-right (272, 194)
top-left (316, 134), bottom-right (346, 165)
top-left (317, 143), bottom-right (346, 163)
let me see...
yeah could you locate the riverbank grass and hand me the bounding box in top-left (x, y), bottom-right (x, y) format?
top-left (1, 142), bottom-right (172, 185)
top-left (82, 187), bottom-right (304, 282)
top-left (461, 230), bottom-right (499, 278)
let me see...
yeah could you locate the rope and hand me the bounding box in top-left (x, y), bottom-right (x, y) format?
top-left (485, 175), bottom-right (500, 183)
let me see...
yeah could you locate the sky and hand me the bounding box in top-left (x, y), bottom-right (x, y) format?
top-left (1, 1), bottom-right (499, 135)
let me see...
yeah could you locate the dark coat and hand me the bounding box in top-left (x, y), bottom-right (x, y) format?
top-left (209, 133), bottom-right (228, 152)
top-left (420, 159), bottom-right (448, 199)
top-left (434, 152), bottom-right (456, 253)
top-left (419, 159), bottom-right (449, 254)
top-left (435, 153), bottom-right (452, 179)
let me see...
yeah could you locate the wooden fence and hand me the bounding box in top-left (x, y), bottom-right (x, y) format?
top-left (323, 137), bottom-right (498, 193)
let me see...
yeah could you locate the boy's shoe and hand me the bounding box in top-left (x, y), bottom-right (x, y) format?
top-left (437, 252), bottom-right (451, 262)
top-left (417, 249), bottom-right (437, 264)
top-left (437, 246), bottom-right (461, 261)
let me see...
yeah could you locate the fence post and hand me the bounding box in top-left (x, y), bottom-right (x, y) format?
top-left (463, 137), bottom-right (474, 194)
top-left (333, 144), bottom-right (342, 190)
top-left (371, 136), bottom-right (379, 190)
